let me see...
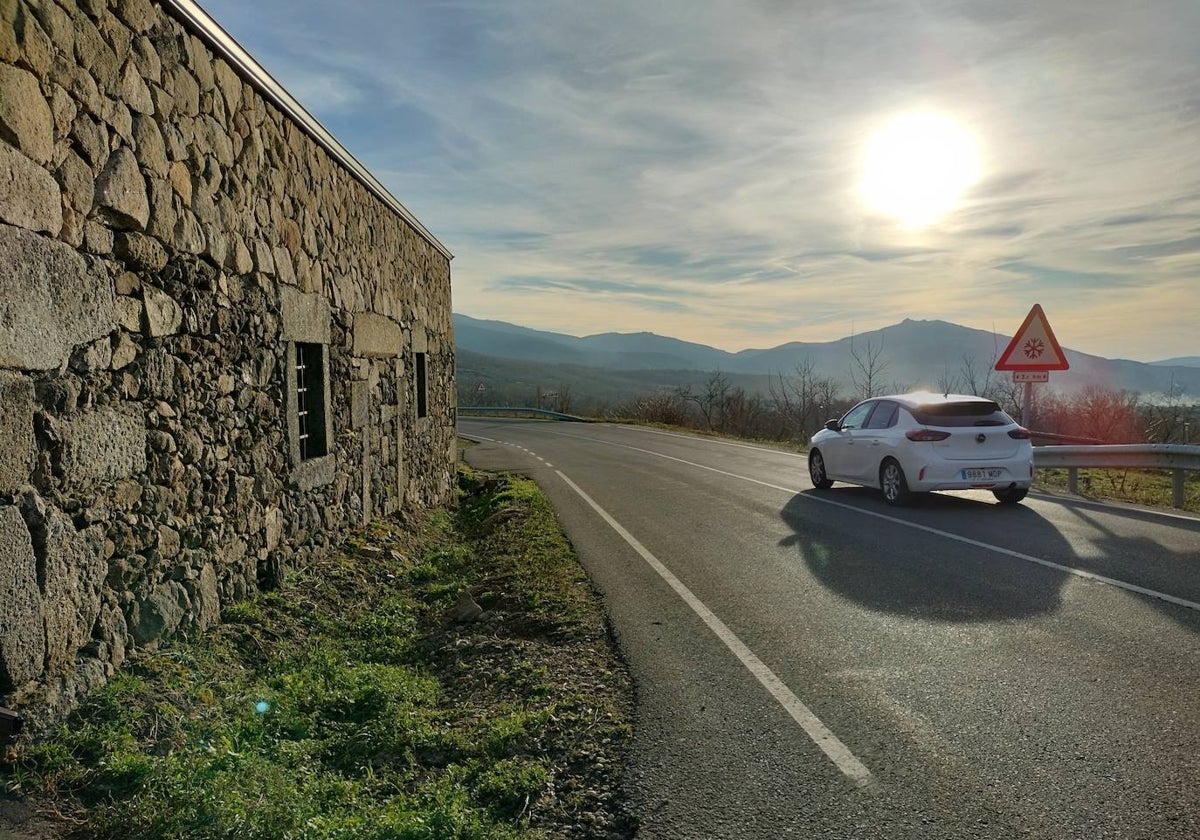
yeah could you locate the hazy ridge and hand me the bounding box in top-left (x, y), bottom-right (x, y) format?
top-left (454, 313), bottom-right (1200, 405)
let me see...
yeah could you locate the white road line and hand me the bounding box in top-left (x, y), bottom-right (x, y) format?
top-left (464, 429), bottom-right (1200, 612)
top-left (465, 421), bottom-right (1197, 525)
top-left (555, 469), bottom-right (874, 788)
top-left (544, 432), bottom-right (1200, 614)
top-left (807, 494), bottom-right (1200, 613)
top-left (611, 423), bottom-right (807, 457)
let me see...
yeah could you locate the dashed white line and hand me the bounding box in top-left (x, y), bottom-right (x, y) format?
top-left (555, 469), bottom-right (874, 788)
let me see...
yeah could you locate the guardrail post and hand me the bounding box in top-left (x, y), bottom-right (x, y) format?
top-left (1033, 444), bottom-right (1199, 509)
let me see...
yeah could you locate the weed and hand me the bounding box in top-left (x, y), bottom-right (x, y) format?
top-left (1036, 467), bottom-right (1200, 512)
top-left (2, 467), bottom-right (635, 839)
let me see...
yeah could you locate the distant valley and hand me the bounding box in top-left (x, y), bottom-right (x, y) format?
top-left (454, 313), bottom-right (1200, 409)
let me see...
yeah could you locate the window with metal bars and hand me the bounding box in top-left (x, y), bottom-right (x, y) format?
top-left (414, 351), bottom-right (428, 418)
top-left (295, 342), bottom-right (328, 460)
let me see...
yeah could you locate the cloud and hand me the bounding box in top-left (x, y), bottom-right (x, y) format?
top-left (201, 0), bottom-right (1200, 361)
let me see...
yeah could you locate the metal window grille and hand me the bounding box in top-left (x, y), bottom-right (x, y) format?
top-left (296, 343), bottom-right (328, 460)
top-left (415, 352), bottom-right (428, 418)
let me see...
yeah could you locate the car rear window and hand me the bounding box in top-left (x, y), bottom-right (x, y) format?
top-left (908, 401), bottom-right (1013, 427)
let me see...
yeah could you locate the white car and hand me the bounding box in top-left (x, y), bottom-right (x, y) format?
top-left (808, 392), bottom-right (1034, 505)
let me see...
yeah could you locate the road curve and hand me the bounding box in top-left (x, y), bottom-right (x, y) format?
top-left (460, 418), bottom-right (1200, 840)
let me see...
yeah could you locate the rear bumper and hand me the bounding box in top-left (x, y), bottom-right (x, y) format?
top-left (904, 458), bottom-right (1033, 492)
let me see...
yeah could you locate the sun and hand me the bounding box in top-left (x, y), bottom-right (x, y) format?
top-left (860, 112), bottom-right (981, 226)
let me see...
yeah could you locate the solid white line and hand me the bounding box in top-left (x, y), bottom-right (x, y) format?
top-left (465, 429), bottom-right (1200, 611)
top-left (610, 423), bottom-right (807, 457)
top-left (464, 419), bottom-right (1198, 526)
top-left (806, 493), bottom-right (1200, 612)
top-left (546, 432), bottom-right (1200, 614)
top-left (555, 469), bottom-right (874, 787)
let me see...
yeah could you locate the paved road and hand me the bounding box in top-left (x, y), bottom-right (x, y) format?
top-left (460, 418), bottom-right (1200, 839)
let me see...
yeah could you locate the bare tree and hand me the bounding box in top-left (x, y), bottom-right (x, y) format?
top-left (1074, 384), bottom-right (1143, 443)
top-left (959, 352), bottom-right (998, 397)
top-left (815, 377), bottom-right (844, 423)
top-left (769, 357), bottom-right (844, 440)
top-left (621, 390), bottom-right (689, 426)
top-left (848, 336), bottom-right (890, 400)
top-left (554, 383), bottom-right (573, 414)
top-left (768, 371), bottom-right (797, 438)
top-left (1034, 384), bottom-right (1143, 443)
top-left (678, 370), bottom-right (730, 431)
top-left (1141, 377), bottom-right (1197, 443)
top-left (935, 363), bottom-right (961, 395)
top-left (992, 379), bottom-right (1025, 423)
top-left (720, 387), bottom-right (764, 437)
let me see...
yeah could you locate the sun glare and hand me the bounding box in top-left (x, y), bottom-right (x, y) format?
top-left (861, 112), bottom-right (981, 226)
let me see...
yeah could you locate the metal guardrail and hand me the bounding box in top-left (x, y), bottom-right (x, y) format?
top-left (456, 409), bottom-right (1197, 505)
top-left (1030, 430), bottom-right (1106, 445)
top-left (457, 406), bottom-right (592, 422)
top-left (1033, 444), bottom-right (1200, 508)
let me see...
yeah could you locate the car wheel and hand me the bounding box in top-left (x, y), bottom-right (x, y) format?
top-left (809, 449), bottom-right (833, 489)
top-left (879, 458), bottom-right (911, 506)
top-left (993, 487), bottom-right (1028, 505)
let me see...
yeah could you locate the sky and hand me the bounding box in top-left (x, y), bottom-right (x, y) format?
top-left (199, 0), bottom-right (1200, 362)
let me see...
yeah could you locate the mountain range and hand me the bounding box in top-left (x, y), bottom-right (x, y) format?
top-left (454, 313), bottom-right (1200, 405)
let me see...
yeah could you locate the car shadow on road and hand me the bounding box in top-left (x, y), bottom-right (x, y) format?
top-left (779, 487), bottom-right (1200, 630)
top-left (778, 488), bottom-right (1070, 622)
top-left (1050, 500), bottom-right (1200, 635)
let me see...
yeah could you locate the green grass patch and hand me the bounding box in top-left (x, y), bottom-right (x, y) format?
top-left (3, 469), bottom-right (634, 839)
top-left (1035, 467), bottom-right (1200, 512)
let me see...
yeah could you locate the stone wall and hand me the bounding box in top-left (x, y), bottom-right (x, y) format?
top-left (0, 0), bottom-right (456, 726)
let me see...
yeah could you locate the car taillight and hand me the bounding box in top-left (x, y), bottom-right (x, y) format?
top-left (905, 428), bottom-right (951, 441)
top-left (1008, 428), bottom-right (1031, 439)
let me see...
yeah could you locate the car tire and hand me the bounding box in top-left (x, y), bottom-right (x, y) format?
top-left (993, 487), bottom-right (1028, 505)
top-left (879, 458), bottom-right (912, 506)
top-left (809, 449), bottom-right (833, 489)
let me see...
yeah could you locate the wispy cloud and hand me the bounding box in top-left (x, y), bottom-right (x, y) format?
top-left (203, 0), bottom-right (1200, 361)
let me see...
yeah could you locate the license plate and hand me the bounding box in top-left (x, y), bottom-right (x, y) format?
top-left (962, 468), bottom-right (1003, 480)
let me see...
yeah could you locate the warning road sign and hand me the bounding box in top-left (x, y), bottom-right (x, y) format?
top-left (995, 304), bottom-right (1069, 371)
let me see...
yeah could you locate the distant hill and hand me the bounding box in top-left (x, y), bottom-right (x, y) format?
top-left (453, 313), bottom-right (1200, 403)
top-left (453, 315), bottom-right (729, 371)
top-left (455, 349), bottom-right (774, 415)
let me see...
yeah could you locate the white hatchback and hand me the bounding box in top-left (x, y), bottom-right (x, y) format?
top-left (808, 392), bottom-right (1034, 505)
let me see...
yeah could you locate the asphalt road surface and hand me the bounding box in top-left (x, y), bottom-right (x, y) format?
top-left (460, 418), bottom-right (1200, 840)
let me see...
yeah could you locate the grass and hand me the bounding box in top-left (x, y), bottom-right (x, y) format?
top-left (1034, 466), bottom-right (1200, 513)
top-left (1, 468), bottom-right (634, 840)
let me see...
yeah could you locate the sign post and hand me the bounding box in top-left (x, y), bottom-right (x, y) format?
top-left (994, 304), bottom-right (1069, 427)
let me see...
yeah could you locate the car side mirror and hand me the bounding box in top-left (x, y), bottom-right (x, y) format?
top-left (824, 419), bottom-right (841, 431)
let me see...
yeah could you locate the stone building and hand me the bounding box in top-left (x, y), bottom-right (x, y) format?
top-left (0, 0), bottom-right (456, 726)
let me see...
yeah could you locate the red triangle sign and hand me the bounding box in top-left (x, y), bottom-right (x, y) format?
top-left (995, 304), bottom-right (1069, 371)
